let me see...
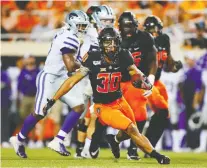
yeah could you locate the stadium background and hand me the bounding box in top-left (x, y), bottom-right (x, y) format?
top-left (1, 0), bottom-right (207, 155)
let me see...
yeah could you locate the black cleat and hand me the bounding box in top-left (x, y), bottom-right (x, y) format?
top-left (89, 140), bottom-right (100, 159)
top-left (157, 155), bottom-right (170, 164)
top-left (75, 143), bottom-right (84, 158)
top-left (127, 147), bottom-right (141, 160)
top-left (89, 147), bottom-right (100, 159)
top-left (106, 134), bottom-right (120, 159)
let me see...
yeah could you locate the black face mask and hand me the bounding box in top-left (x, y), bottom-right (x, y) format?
top-left (102, 38), bottom-right (118, 62)
top-left (120, 23), bottom-right (136, 39)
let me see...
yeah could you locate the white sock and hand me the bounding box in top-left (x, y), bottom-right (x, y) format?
top-left (56, 130), bottom-right (67, 143)
top-left (172, 130), bottom-right (180, 150)
top-left (172, 129), bottom-right (186, 151)
top-left (199, 130), bottom-right (207, 149)
top-left (83, 138), bottom-right (91, 151)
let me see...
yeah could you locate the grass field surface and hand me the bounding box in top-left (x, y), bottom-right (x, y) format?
top-left (1, 148), bottom-right (207, 168)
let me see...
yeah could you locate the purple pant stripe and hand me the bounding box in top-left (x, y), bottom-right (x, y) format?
top-left (37, 73), bottom-right (47, 114)
top-left (34, 71), bottom-right (44, 113)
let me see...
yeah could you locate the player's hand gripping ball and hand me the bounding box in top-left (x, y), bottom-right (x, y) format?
top-left (131, 74), bottom-right (152, 90)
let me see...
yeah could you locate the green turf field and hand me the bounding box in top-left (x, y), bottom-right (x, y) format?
top-left (1, 148), bottom-right (207, 168)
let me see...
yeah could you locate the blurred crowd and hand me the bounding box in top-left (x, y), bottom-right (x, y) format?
top-left (1, 1), bottom-right (207, 41)
top-left (1, 0), bottom-right (207, 152)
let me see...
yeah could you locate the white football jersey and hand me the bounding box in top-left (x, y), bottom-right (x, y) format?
top-left (160, 70), bottom-right (183, 101)
top-left (80, 27), bottom-right (99, 57)
top-left (78, 27), bottom-right (99, 98)
top-left (44, 28), bottom-right (81, 76)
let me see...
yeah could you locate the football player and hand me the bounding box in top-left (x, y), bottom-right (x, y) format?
top-left (75, 5), bottom-right (116, 158)
top-left (89, 11), bottom-right (158, 160)
top-left (9, 10), bottom-right (90, 158)
top-left (44, 27), bottom-right (170, 165)
top-left (143, 15), bottom-right (183, 157)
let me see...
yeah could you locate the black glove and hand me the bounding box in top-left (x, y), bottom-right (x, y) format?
top-left (174, 61), bottom-right (183, 72)
top-left (43, 99), bottom-right (56, 113)
top-left (132, 75), bottom-right (153, 90)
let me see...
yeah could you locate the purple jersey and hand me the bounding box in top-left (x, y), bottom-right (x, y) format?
top-left (196, 53), bottom-right (207, 70)
top-left (18, 68), bottom-right (40, 96)
top-left (184, 67), bottom-right (202, 93)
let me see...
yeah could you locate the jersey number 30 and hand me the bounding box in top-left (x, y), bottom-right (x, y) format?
top-left (97, 72), bottom-right (121, 93)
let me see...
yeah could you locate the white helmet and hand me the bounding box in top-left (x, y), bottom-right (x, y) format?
top-left (65, 10), bottom-right (90, 35)
top-left (88, 5), bottom-right (115, 29)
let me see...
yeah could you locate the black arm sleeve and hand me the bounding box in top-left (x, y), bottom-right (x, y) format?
top-left (120, 49), bottom-right (134, 69)
top-left (142, 32), bottom-right (155, 52)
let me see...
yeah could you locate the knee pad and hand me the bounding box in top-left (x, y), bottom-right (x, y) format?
top-left (77, 119), bottom-right (88, 132)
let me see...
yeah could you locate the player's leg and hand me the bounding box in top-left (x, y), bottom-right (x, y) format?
top-left (145, 81), bottom-right (169, 150)
top-left (48, 78), bottom-right (85, 156)
top-left (75, 98), bottom-right (91, 158)
top-left (108, 98), bottom-right (170, 164)
top-left (194, 102), bottom-right (207, 153)
top-left (121, 81), bottom-right (147, 160)
top-left (10, 71), bottom-right (53, 158)
top-left (75, 79), bottom-right (93, 157)
top-left (89, 117), bottom-right (107, 158)
top-left (81, 104), bottom-right (97, 158)
top-left (127, 120), bottom-right (146, 160)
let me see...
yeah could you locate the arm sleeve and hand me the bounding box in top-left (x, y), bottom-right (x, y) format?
top-left (121, 49), bottom-right (134, 69)
top-left (142, 32), bottom-right (155, 52)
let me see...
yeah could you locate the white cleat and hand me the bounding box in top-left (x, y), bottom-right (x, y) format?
top-left (81, 149), bottom-right (92, 159)
top-left (194, 147), bottom-right (206, 153)
top-left (47, 138), bottom-right (71, 156)
top-left (9, 136), bottom-right (27, 158)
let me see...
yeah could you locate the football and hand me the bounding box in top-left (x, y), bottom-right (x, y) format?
top-left (131, 73), bottom-right (142, 88)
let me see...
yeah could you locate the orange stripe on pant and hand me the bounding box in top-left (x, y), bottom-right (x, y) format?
top-left (147, 80), bottom-right (168, 113)
top-left (121, 81), bottom-right (148, 122)
top-left (93, 97), bottom-right (136, 130)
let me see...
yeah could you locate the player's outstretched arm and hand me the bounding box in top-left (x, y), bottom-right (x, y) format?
top-left (43, 68), bottom-right (88, 112)
top-left (53, 71), bottom-right (85, 100)
top-left (128, 64), bottom-right (152, 90)
top-left (63, 53), bottom-right (81, 73)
